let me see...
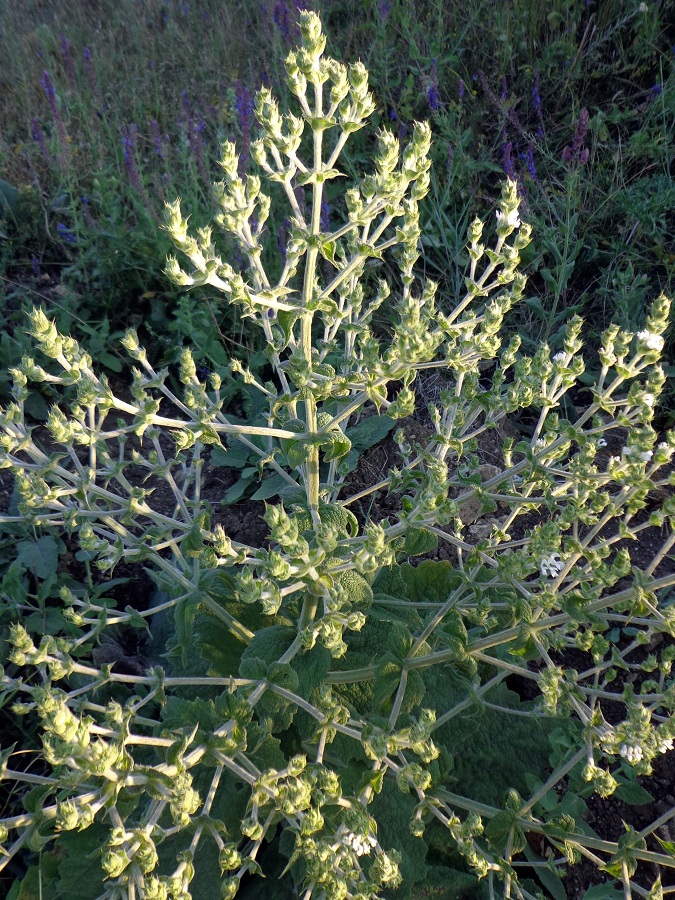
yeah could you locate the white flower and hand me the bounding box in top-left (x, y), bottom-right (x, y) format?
top-left (657, 738), bottom-right (674, 754)
top-left (622, 447), bottom-right (653, 462)
top-left (638, 2), bottom-right (648, 11)
top-left (636, 330), bottom-right (664, 352)
top-left (495, 208), bottom-right (520, 230)
top-left (534, 438), bottom-right (547, 448)
top-left (596, 438), bottom-right (607, 448)
top-left (552, 352), bottom-right (567, 364)
top-left (342, 831), bottom-right (377, 857)
top-left (540, 553), bottom-right (564, 578)
top-left (642, 393), bottom-right (655, 407)
top-left (619, 743), bottom-right (643, 764)
top-left (658, 442), bottom-right (669, 450)
top-left (608, 456), bottom-right (621, 466)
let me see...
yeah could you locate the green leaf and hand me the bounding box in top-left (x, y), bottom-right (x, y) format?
top-left (340, 414), bottom-right (396, 473)
top-left (394, 527), bottom-right (438, 558)
top-left (19, 858), bottom-right (60, 900)
top-left (223, 475), bottom-right (253, 504)
top-left (655, 835), bottom-right (675, 857)
top-left (182, 522), bottom-right (206, 558)
top-left (267, 661), bottom-right (299, 691)
top-left (240, 625), bottom-right (297, 669)
top-left (484, 809), bottom-right (516, 849)
top-left (210, 444), bottom-right (250, 469)
top-left (371, 779), bottom-right (428, 894)
top-left (24, 391), bottom-right (50, 421)
top-left (98, 352), bottom-right (123, 373)
top-left (321, 429), bottom-right (352, 462)
top-left (240, 656), bottom-right (268, 680)
top-left (335, 571), bottom-right (373, 607)
top-left (162, 695), bottom-right (220, 733)
top-left (398, 560), bottom-right (463, 604)
top-left (422, 669), bottom-right (553, 807)
top-left (52, 826), bottom-right (109, 900)
top-left (195, 614), bottom-right (248, 676)
top-left (580, 886), bottom-right (624, 900)
top-left (285, 438), bottom-right (311, 468)
top-left (614, 778), bottom-right (655, 806)
top-left (24, 608), bottom-right (67, 636)
top-left (522, 842), bottom-right (568, 900)
top-left (16, 536), bottom-right (59, 579)
top-left (372, 565), bottom-right (409, 598)
top-left (347, 414), bottom-right (396, 451)
top-left (412, 864), bottom-right (488, 898)
top-left (294, 501), bottom-right (359, 537)
top-left (294, 642), bottom-right (332, 692)
top-left (0, 179), bottom-right (19, 218)
top-left (250, 474), bottom-right (288, 501)
top-left (276, 308), bottom-right (304, 349)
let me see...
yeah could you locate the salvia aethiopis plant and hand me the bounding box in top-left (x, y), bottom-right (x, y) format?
top-left (2, 12), bottom-right (675, 900)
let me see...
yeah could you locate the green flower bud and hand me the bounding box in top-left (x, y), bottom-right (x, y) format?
top-left (145, 877), bottom-right (169, 900)
top-left (221, 877), bottom-right (240, 900)
top-left (219, 844), bottom-right (243, 872)
top-left (102, 846), bottom-right (131, 879)
top-left (240, 816), bottom-right (264, 841)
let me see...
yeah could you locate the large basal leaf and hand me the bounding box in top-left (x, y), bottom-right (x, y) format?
top-left (339, 414), bottom-right (396, 474)
top-left (54, 828), bottom-right (108, 900)
top-left (371, 780), bottom-right (428, 898)
top-left (250, 474), bottom-right (289, 501)
top-left (239, 625), bottom-right (298, 669)
top-left (398, 560), bottom-right (464, 605)
top-left (423, 668), bottom-right (553, 807)
top-left (16, 535), bottom-right (60, 579)
top-left (195, 613), bottom-right (249, 677)
top-left (372, 565), bottom-right (409, 599)
top-left (407, 864), bottom-right (489, 899)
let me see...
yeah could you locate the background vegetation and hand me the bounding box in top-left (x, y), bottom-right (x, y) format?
top-left (0, 0), bottom-right (674, 896)
top-left (1, 0), bottom-right (673, 387)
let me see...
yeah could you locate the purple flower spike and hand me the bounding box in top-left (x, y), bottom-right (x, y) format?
top-left (83, 47), bottom-right (103, 109)
top-left (379, 0), bottom-right (393, 22)
top-left (532, 70), bottom-right (545, 137)
top-left (320, 197), bottom-right (330, 232)
top-left (60, 35), bottom-right (77, 88)
top-left (526, 142), bottom-right (537, 181)
top-left (40, 71), bottom-right (70, 165)
top-left (273, 0), bottom-right (290, 40)
top-left (40, 71), bottom-right (56, 103)
top-left (191, 118), bottom-right (210, 187)
top-left (121, 122), bottom-right (154, 214)
top-left (150, 119), bottom-right (164, 159)
top-left (502, 140), bottom-right (516, 179)
top-left (57, 222), bottom-right (77, 244)
top-left (31, 117), bottom-right (52, 164)
top-left (563, 107), bottom-right (589, 168)
top-left (427, 58), bottom-right (440, 111)
top-left (532, 69), bottom-right (541, 116)
top-left (235, 81), bottom-right (254, 173)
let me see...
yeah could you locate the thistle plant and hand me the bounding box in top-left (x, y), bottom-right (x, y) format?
top-left (2, 13), bottom-right (675, 900)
